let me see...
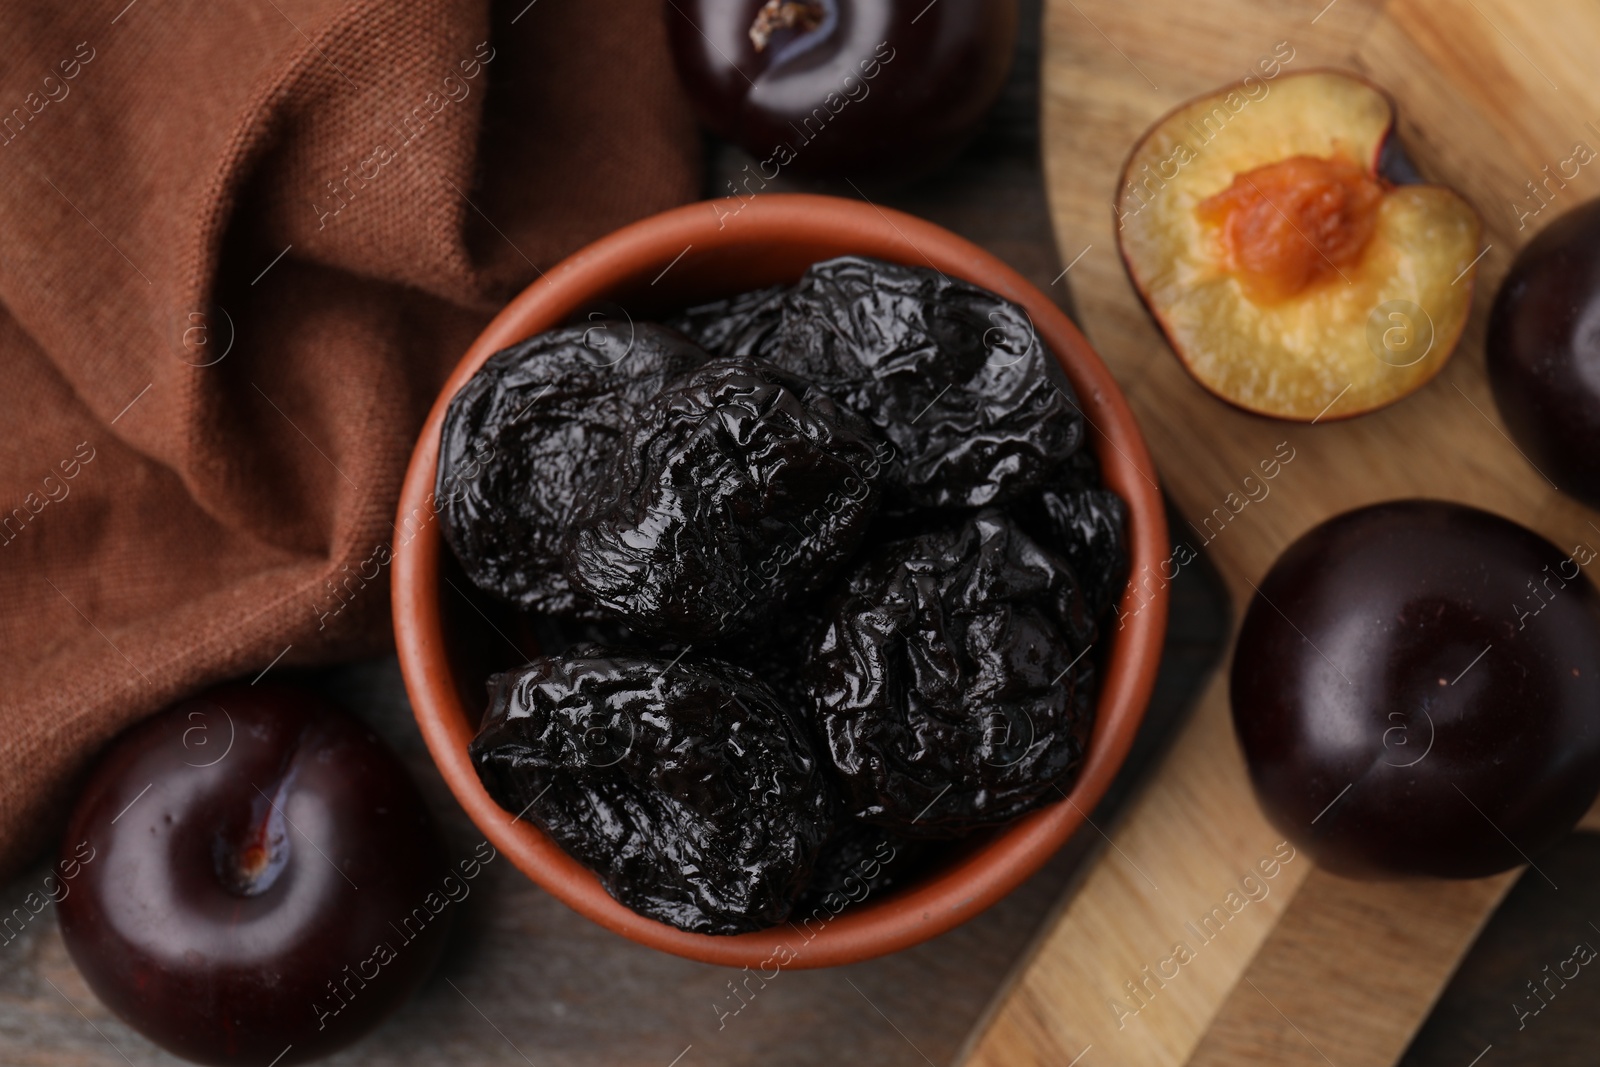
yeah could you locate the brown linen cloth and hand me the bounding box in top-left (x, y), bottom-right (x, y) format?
top-left (0, 0), bottom-right (700, 877)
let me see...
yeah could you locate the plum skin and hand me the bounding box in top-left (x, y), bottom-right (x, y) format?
top-left (57, 684), bottom-right (451, 1066)
top-left (664, 0), bottom-right (1018, 185)
top-left (1230, 500), bottom-right (1600, 879)
top-left (1488, 197), bottom-right (1600, 508)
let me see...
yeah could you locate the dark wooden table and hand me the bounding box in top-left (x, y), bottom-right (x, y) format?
top-left (0, 5), bottom-right (1235, 1064)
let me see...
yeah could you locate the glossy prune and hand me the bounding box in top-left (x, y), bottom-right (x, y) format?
top-left (666, 283), bottom-right (787, 360)
top-left (807, 510), bottom-right (1096, 836)
top-left (567, 356), bottom-right (886, 642)
top-left (1017, 450), bottom-right (1130, 620)
top-left (774, 256), bottom-right (1083, 509)
top-left (437, 323), bottom-right (706, 615)
top-left (470, 649), bottom-right (831, 933)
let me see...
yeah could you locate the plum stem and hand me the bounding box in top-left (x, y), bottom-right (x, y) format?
top-left (748, 0), bottom-right (825, 52)
top-left (216, 738), bottom-right (305, 897)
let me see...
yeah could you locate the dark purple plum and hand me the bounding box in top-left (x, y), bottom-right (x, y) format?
top-left (58, 683), bottom-right (451, 1066)
top-left (1488, 197), bottom-right (1600, 508)
top-left (664, 0), bottom-right (1018, 186)
top-left (1231, 500), bottom-right (1600, 879)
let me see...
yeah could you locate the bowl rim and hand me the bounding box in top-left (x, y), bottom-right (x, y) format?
top-left (392, 192), bottom-right (1169, 969)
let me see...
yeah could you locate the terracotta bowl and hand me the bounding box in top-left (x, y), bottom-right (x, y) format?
top-left (392, 193), bottom-right (1168, 968)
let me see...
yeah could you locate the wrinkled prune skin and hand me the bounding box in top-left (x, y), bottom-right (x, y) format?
top-left (794, 821), bottom-right (925, 915)
top-left (437, 323), bottom-right (706, 615)
top-left (665, 284), bottom-right (787, 360)
top-left (774, 256), bottom-right (1084, 509)
top-left (1017, 449), bottom-right (1130, 621)
top-left (1034, 488), bottom-right (1128, 622)
top-left (470, 649), bottom-right (831, 934)
top-left (808, 511), bottom-right (1097, 836)
top-left (567, 357), bottom-right (887, 642)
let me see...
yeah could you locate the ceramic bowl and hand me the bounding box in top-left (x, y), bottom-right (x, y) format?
top-left (393, 193), bottom-right (1168, 968)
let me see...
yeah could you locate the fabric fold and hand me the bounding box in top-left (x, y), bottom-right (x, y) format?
top-left (0, 0), bottom-right (699, 877)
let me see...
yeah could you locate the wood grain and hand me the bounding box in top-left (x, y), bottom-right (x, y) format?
top-left (1187, 871), bottom-right (1516, 1067)
top-left (960, 676), bottom-right (1310, 1067)
top-left (968, 1), bottom-right (1600, 1064)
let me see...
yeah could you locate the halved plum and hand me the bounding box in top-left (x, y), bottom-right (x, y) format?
top-left (1116, 70), bottom-right (1482, 421)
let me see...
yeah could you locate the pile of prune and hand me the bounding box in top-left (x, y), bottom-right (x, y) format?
top-left (440, 256), bottom-right (1130, 935)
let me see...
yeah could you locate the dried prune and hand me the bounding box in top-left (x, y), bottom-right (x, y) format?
top-left (470, 649), bottom-right (831, 934)
top-left (794, 821), bottom-right (925, 915)
top-left (437, 323), bottom-right (706, 615)
top-left (665, 284), bottom-right (787, 360)
top-left (567, 356), bottom-right (887, 642)
top-left (1017, 449), bottom-right (1130, 621)
top-left (774, 256), bottom-right (1083, 509)
top-left (807, 511), bottom-right (1097, 836)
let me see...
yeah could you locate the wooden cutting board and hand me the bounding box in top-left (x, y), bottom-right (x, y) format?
top-left (965, 1), bottom-right (1600, 1065)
